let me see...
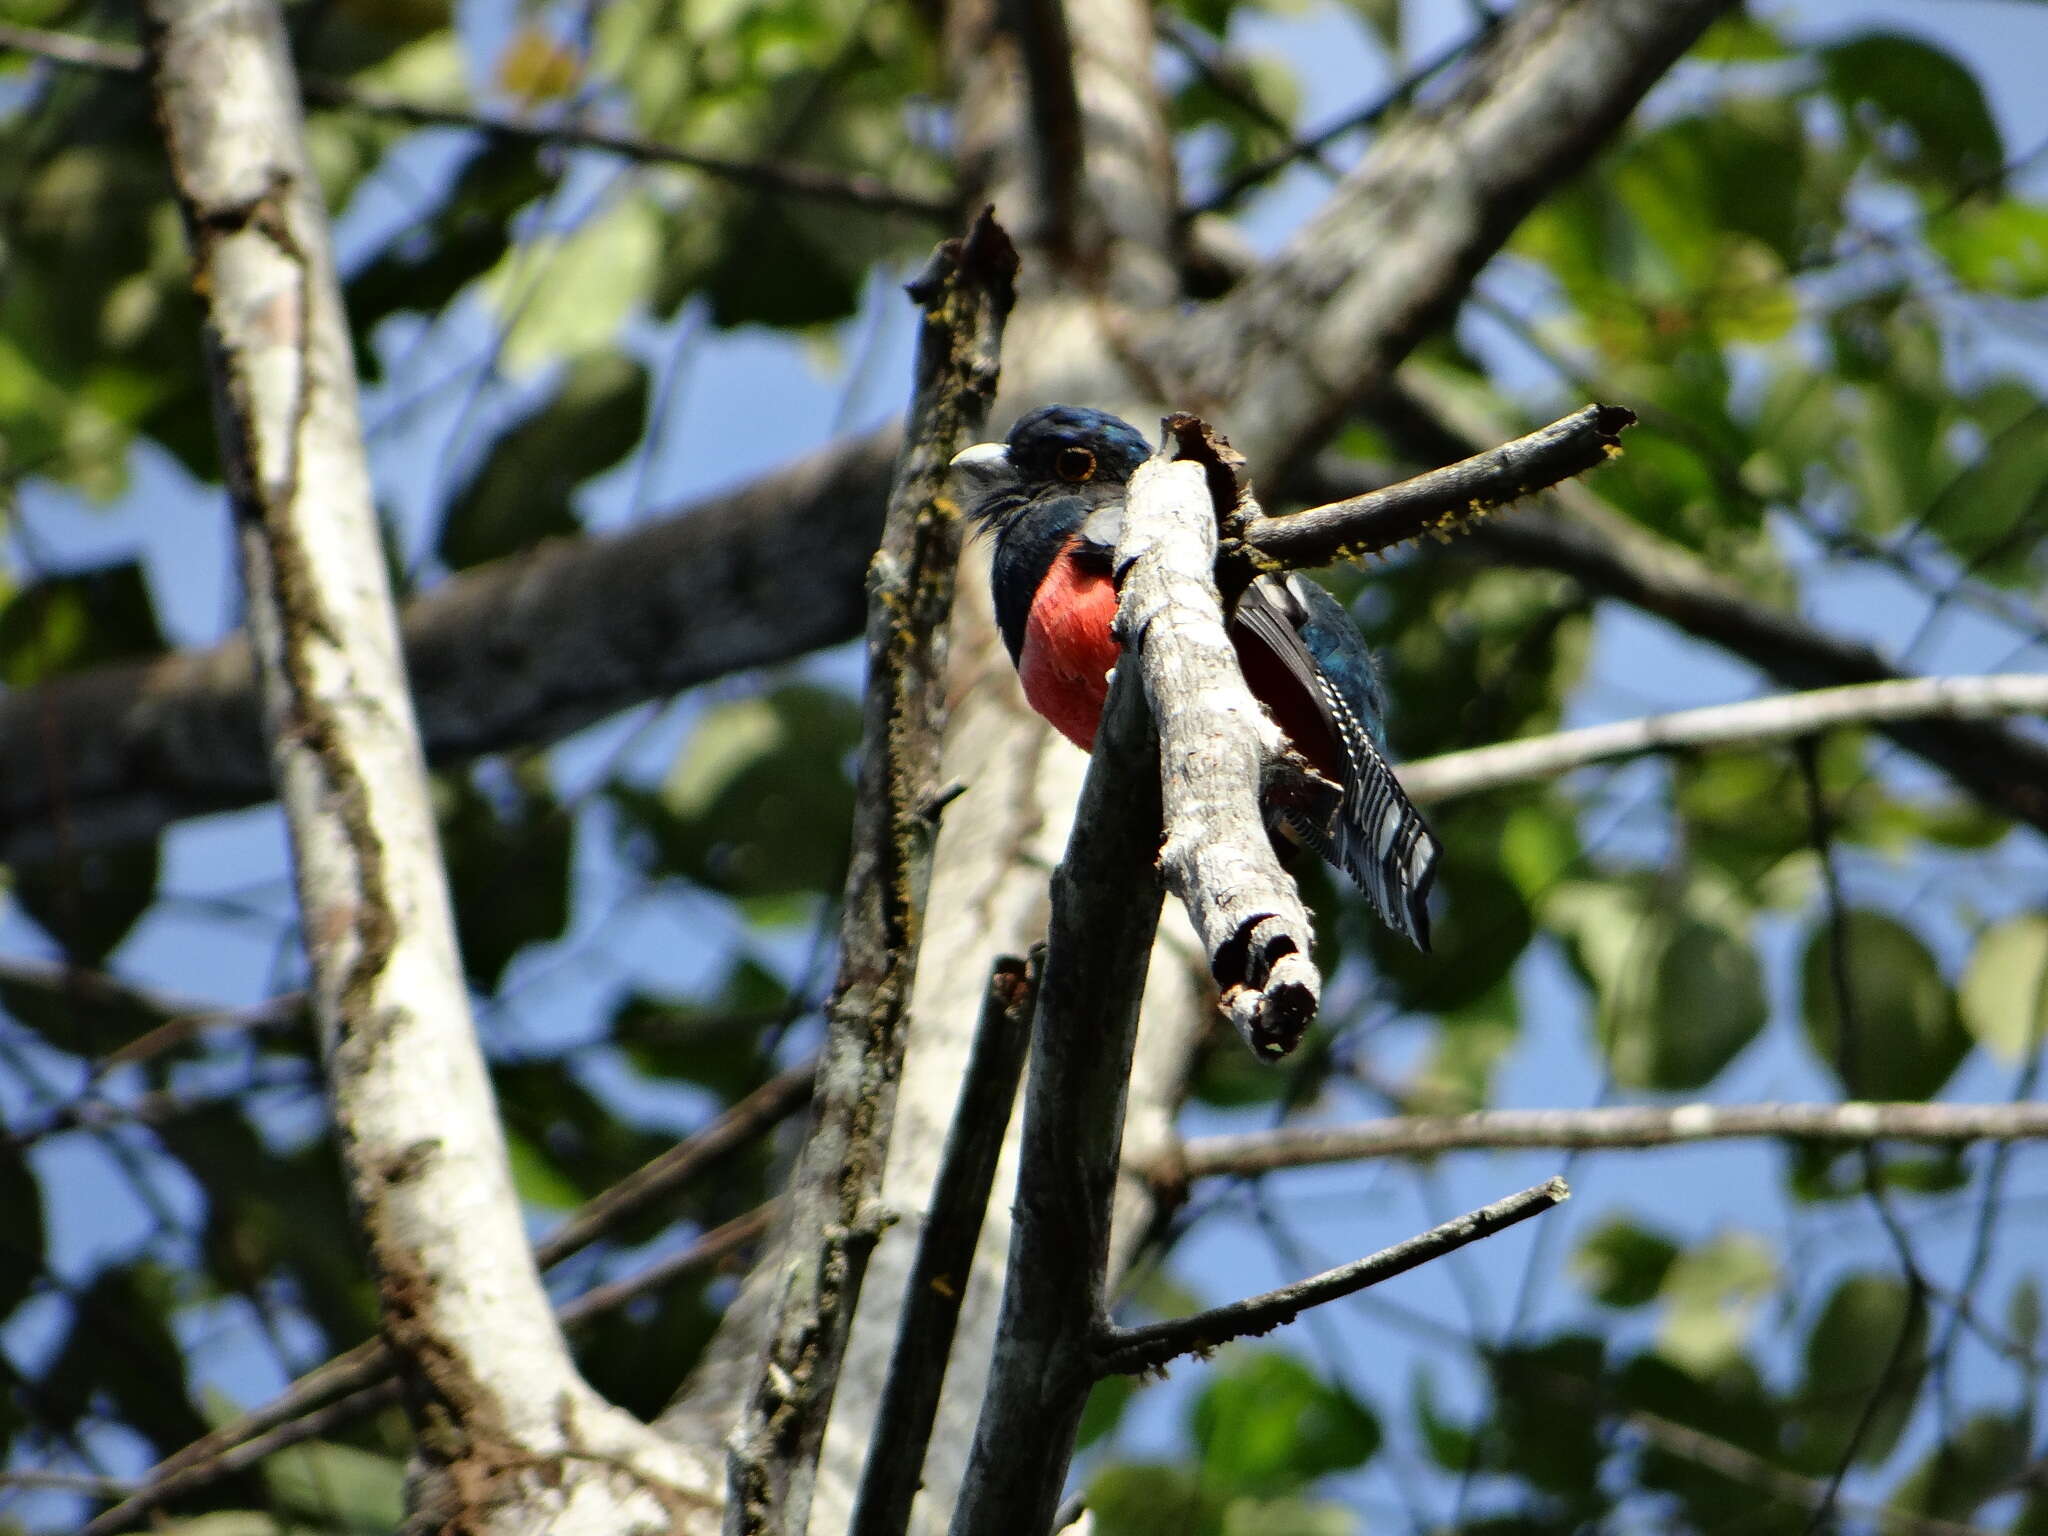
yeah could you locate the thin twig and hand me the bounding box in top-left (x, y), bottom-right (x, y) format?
top-left (1235, 403), bottom-right (1636, 571)
top-left (848, 955), bottom-right (1038, 1536)
top-left (81, 1065), bottom-right (810, 1536)
top-left (80, 1209), bottom-right (771, 1534)
top-left (0, 21), bottom-right (952, 218)
top-left (1396, 674), bottom-right (2048, 805)
top-left (1186, 23), bottom-right (1486, 216)
top-left (1172, 1100), bottom-right (2048, 1182)
top-left (1091, 1179), bottom-right (1567, 1376)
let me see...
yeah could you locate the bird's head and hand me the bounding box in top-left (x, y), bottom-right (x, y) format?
top-left (949, 406), bottom-right (1153, 538)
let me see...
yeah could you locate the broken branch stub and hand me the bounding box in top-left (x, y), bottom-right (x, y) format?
top-left (1113, 422), bottom-right (1320, 1059)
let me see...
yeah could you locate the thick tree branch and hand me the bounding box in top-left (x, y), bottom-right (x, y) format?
top-left (0, 428), bottom-right (895, 865)
top-left (0, 22), bottom-right (951, 217)
top-left (1129, 421), bottom-right (1320, 1057)
top-left (1396, 674), bottom-right (2048, 805)
top-left (848, 955), bottom-right (1037, 1536)
top-left (1172, 1101), bottom-right (2048, 1183)
top-left (948, 668), bottom-right (1165, 1536)
top-left (137, 0), bottom-right (704, 1528)
top-left (725, 214), bottom-right (1017, 1536)
top-left (1091, 1178), bottom-right (1567, 1375)
top-left (1159, 0), bottom-right (1735, 480)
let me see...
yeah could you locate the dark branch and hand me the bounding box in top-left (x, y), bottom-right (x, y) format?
top-left (1091, 1178), bottom-right (1567, 1376)
top-left (849, 954), bottom-right (1038, 1536)
top-left (727, 210), bottom-right (1018, 1536)
top-left (949, 669), bottom-right (1166, 1536)
top-left (0, 22), bottom-right (952, 218)
top-left (1237, 403), bottom-right (1636, 570)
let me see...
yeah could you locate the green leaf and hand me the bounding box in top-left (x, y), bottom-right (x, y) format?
top-left (437, 352), bottom-right (648, 570)
top-left (1889, 1410), bottom-right (2029, 1519)
top-left (1794, 1272), bottom-right (1927, 1469)
top-left (11, 840), bottom-right (161, 967)
top-left (1930, 198), bottom-right (2048, 298)
top-left (487, 196), bottom-right (661, 377)
top-left (1958, 913), bottom-right (2048, 1062)
top-left (260, 1439), bottom-right (405, 1534)
top-left (1546, 876), bottom-right (1766, 1091)
top-left (1572, 1217), bottom-right (1679, 1309)
top-left (637, 683), bottom-right (861, 903)
top-left (1821, 32), bottom-right (2004, 190)
top-left (438, 766), bottom-right (573, 989)
top-left (1190, 1351), bottom-right (1380, 1497)
top-left (1799, 910), bottom-right (1967, 1100)
top-left (1654, 1232), bottom-right (1776, 1376)
top-left (0, 560), bottom-right (165, 685)
top-left (0, 1147), bottom-right (44, 1322)
top-left (1088, 1462), bottom-right (1217, 1536)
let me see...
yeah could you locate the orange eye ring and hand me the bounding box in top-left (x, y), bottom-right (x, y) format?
top-left (1055, 446), bottom-right (1097, 483)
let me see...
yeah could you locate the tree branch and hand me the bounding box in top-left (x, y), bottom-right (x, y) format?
top-left (848, 955), bottom-right (1037, 1536)
top-left (81, 1207), bottom-right (772, 1534)
top-left (0, 22), bottom-right (951, 218)
top-left (138, 0), bottom-right (704, 1521)
top-left (1237, 403), bottom-right (1636, 570)
top-left (725, 212), bottom-right (1018, 1536)
top-left (1306, 375), bottom-right (2048, 834)
top-left (0, 427), bottom-right (896, 865)
top-left (1395, 674), bottom-right (2048, 806)
top-left (948, 666), bottom-right (1166, 1536)
top-left (1172, 1101), bottom-right (2048, 1183)
top-left (1132, 419), bottom-right (1320, 1058)
top-left (1090, 1178), bottom-right (1567, 1376)
top-left (1159, 0), bottom-right (1735, 481)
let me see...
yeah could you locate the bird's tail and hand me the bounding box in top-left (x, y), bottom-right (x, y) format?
top-left (1285, 734), bottom-right (1439, 952)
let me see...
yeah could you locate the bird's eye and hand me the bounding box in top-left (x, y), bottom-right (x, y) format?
top-left (1055, 446), bottom-right (1096, 483)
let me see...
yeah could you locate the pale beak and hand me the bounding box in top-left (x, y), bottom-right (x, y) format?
top-left (948, 441), bottom-right (1017, 495)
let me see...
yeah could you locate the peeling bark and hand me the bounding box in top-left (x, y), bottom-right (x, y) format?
top-left (136, 0), bottom-right (712, 1529)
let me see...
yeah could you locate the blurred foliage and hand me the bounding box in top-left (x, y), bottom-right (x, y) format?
top-left (1, 0), bottom-right (2045, 1531)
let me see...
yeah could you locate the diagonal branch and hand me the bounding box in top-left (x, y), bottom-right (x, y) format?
top-left (724, 212), bottom-right (1018, 1536)
top-left (0, 22), bottom-right (951, 218)
top-left (1091, 1178), bottom-right (1567, 1375)
top-left (1159, 0), bottom-right (1736, 479)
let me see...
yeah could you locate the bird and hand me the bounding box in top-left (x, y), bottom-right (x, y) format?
top-left (950, 404), bottom-right (1440, 951)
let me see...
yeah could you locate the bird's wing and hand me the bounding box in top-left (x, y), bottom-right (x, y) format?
top-left (1233, 575), bottom-right (1440, 951)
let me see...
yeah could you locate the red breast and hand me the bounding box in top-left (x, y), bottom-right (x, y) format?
top-left (1016, 537), bottom-right (1123, 750)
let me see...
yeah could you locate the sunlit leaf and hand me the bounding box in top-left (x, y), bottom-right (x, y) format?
top-left (1958, 912), bottom-right (2048, 1062)
top-left (438, 352), bottom-right (649, 570)
top-left (1654, 1232), bottom-right (1775, 1376)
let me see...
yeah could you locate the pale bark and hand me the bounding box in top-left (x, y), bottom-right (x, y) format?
top-left (1173, 1100), bottom-right (2048, 1182)
top-left (1397, 674), bottom-right (2048, 805)
top-left (1122, 448), bottom-right (1318, 1058)
top-left (133, 1), bottom-right (712, 1531)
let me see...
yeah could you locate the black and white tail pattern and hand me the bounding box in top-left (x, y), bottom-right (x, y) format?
top-left (1284, 672), bottom-right (1439, 952)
